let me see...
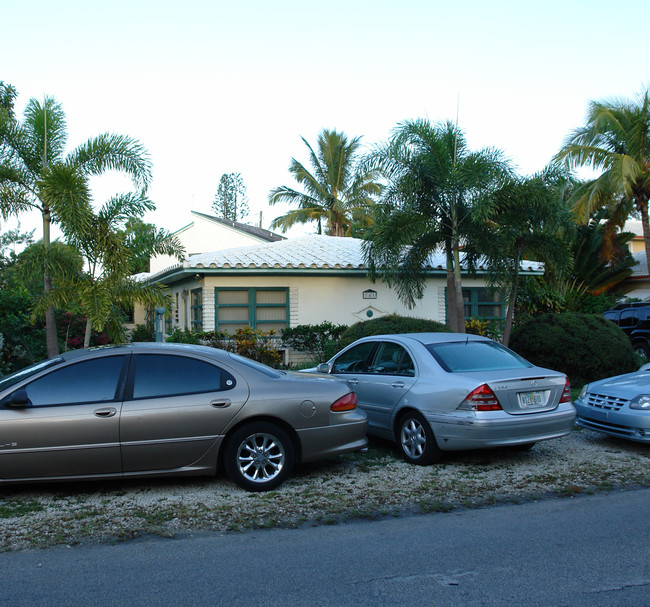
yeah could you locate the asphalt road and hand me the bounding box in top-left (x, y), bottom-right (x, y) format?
top-left (1, 488), bottom-right (649, 607)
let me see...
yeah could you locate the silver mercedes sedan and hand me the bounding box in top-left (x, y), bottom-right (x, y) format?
top-left (0, 343), bottom-right (367, 491)
top-left (313, 333), bottom-right (576, 464)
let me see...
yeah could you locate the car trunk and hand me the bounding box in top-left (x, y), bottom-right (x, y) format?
top-left (462, 369), bottom-right (567, 415)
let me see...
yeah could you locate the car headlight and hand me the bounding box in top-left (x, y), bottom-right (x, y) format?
top-left (578, 384), bottom-right (589, 400)
top-left (629, 395), bottom-right (650, 410)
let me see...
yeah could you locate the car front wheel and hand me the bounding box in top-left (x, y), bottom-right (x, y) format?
top-left (398, 412), bottom-right (442, 465)
top-left (224, 422), bottom-right (295, 492)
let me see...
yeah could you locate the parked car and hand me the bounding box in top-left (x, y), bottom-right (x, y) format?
top-left (574, 367), bottom-right (650, 443)
top-left (307, 333), bottom-right (576, 464)
top-left (603, 302), bottom-right (650, 357)
top-left (0, 343), bottom-right (367, 491)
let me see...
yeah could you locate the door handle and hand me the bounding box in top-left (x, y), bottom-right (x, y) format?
top-left (94, 407), bottom-right (117, 418)
top-left (210, 399), bottom-right (232, 408)
top-left (391, 382), bottom-right (405, 389)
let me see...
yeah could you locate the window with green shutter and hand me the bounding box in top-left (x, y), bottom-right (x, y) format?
top-left (215, 288), bottom-right (289, 333)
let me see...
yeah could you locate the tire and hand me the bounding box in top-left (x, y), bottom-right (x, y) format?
top-left (633, 341), bottom-right (650, 359)
top-left (398, 411), bottom-right (442, 465)
top-left (224, 422), bottom-right (295, 492)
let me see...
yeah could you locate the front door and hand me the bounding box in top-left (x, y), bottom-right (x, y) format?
top-left (361, 342), bottom-right (417, 434)
top-left (0, 355), bottom-right (126, 480)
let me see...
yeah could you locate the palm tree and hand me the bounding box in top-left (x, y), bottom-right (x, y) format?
top-left (121, 217), bottom-right (185, 274)
top-left (0, 94), bottom-right (151, 356)
top-left (32, 193), bottom-right (170, 347)
top-left (269, 129), bottom-right (382, 237)
top-left (470, 168), bottom-right (574, 345)
top-left (555, 88), bottom-right (650, 271)
top-left (363, 119), bottom-right (510, 332)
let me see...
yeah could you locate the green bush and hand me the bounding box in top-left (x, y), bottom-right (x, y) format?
top-left (129, 323), bottom-right (156, 342)
top-left (282, 322), bottom-right (347, 363)
top-left (339, 314), bottom-right (450, 348)
top-left (165, 327), bottom-right (200, 344)
top-left (166, 327), bottom-right (282, 366)
top-left (0, 285), bottom-right (46, 375)
top-left (509, 312), bottom-right (636, 387)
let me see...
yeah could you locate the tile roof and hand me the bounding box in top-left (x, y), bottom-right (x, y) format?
top-left (146, 235), bottom-right (545, 280)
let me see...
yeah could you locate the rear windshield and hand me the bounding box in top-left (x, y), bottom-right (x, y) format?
top-left (425, 341), bottom-right (532, 373)
top-left (227, 352), bottom-right (284, 378)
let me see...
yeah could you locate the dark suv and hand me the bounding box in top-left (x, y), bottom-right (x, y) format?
top-left (603, 303), bottom-right (650, 357)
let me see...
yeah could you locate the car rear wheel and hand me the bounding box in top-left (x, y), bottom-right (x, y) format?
top-left (224, 422), bottom-right (295, 492)
top-left (633, 341), bottom-right (650, 359)
top-left (398, 411), bottom-right (442, 465)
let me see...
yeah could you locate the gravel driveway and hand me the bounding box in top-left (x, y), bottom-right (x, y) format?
top-left (1, 428), bottom-right (648, 552)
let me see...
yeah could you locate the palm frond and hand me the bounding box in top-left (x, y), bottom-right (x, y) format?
top-left (69, 133), bottom-right (152, 192)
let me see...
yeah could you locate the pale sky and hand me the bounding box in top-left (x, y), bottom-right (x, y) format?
top-left (2, 0), bottom-right (649, 240)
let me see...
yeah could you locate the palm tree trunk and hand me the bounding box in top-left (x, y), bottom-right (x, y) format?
top-left (84, 319), bottom-right (92, 348)
top-left (452, 240), bottom-right (466, 334)
top-left (502, 251), bottom-right (521, 347)
top-left (638, 196), bottom-right (650, 275)
top-left (42, 209), bottom-right (59, 358)
top-left (446, 249), bottom-right (459, 331)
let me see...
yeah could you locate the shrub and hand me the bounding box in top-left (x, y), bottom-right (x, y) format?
top-left (282, 322), bottom-right (347, 363)
top-left (165, 327), bottom-right (282, 366)
top-left (339, 314), bottom-right (450, 348)
top-left (509, 312), bottom-right (636, 387)
top-left (227, 327), bottom-right (282, 366)
top-left (465, 317), bottom-right (503, 341)
top-left (57, 313), bottom-right (110, 350)
top-left (129, 323), bottom-right (155, 342)
top-left (165, 327), bottom-right (201, 344)
top-left (0, 285), bottom-right (46, 375)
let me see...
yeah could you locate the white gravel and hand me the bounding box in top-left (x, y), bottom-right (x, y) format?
top-left (0, 428), bottom-right (648, 552)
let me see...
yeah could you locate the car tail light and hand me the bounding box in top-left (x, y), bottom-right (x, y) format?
top-left (459, 384), bottom-right (502, 411)
top-left (559, 378), bottom-right (571, 403)
top-left (331, 392), bottom-right (357, 412)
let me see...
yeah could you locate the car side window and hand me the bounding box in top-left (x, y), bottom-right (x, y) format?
top-left (370, 343), bottom-right (415, 377)
top-left (620, 310), bottom-right (640, 328)
top-left (331, 342), bottom-right (376, 374)
top-left (24, 356), bottom-right (126, 407)
top-left (131, 354), bottom-right (235, 399)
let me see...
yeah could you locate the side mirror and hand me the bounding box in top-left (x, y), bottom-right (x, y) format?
top-left (4, 389), bottom-right (30, 409)
top-left (317, 363), bottom-right (331, 374)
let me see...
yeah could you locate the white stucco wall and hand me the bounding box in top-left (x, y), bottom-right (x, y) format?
top-left (192, 274), bottom-right (449, 330)
top-left (150, 214), bottom-right (274, 274)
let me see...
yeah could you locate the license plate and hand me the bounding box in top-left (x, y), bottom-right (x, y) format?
top-left (519, 391), bottom-right (544, 408)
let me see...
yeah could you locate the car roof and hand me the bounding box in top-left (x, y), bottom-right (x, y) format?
top-left (58, 342), bottom-right (229, 362)
top-left (357, 332), bottom-right (490, 345)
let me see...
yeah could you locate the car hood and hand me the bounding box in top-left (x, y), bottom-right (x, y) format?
top-left (587, 370), bottom-right (650, 398)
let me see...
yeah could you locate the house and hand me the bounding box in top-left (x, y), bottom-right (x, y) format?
top-left (620, 251), bottom-right (650, 300)
top-left (141, 233), bottom-right (545, 354)
top-left (623, 220), bottom-right (646, 254)
top-left (149, 210), bottom-right (284, 274)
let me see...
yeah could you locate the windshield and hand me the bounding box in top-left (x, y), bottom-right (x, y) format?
top-left (426, 341), bottom-right (532, 373)
top-left (0, 358), bottom-right (62, 391)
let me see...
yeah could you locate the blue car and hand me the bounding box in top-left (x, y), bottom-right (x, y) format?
top-left (575, 367), bottom-right (650, 443)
